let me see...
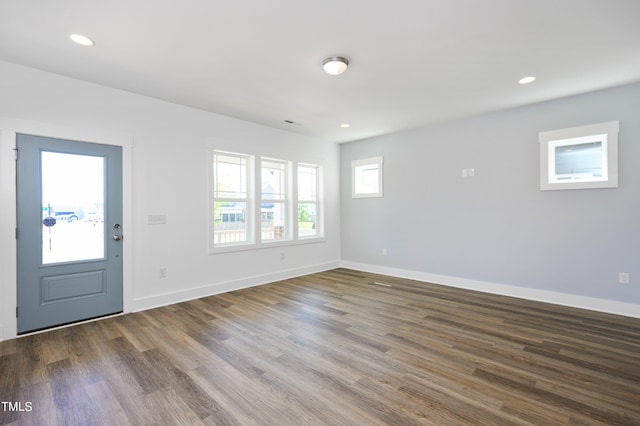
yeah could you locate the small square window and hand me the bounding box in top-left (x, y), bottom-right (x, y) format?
top-left (539, 121), bottom-right (619, 191)
top-left (352, 157), bottom-right (383, 198)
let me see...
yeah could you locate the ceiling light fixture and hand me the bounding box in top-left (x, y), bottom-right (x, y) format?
top-left (322, 56), bottom-right (349, 75)
top-left (518, 76), bottom-right (536, 85)
top-left (340, 123), bottom-right (351, 128)
top-left (69, 34), bottom-right (95, 47)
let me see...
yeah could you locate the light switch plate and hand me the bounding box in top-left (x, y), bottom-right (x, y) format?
top-left (148, 214), bottom-right (167, 225)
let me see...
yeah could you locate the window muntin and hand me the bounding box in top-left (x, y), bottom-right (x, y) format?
top-left (261, 159), bottom-right (289, 242)
top-left (352, 157), bottom-right (383, 198)
top-left (298, 164), bottom-right (320, 238)
top-left (213, 152), bottom-right (252, 246)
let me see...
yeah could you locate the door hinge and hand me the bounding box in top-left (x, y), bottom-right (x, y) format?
top-left (16, 306), bottom-right (18, 318)
top-left (13, 148), bottom-right (18, 161)
top-left (15, 227), bottom-right (18, 240)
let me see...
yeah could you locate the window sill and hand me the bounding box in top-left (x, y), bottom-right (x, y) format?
top-left (209, 237), bottom-right (326, 255)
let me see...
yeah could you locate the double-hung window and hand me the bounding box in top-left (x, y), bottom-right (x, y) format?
top-left (297, 163), bottom-right (320, 239)
top-left (212, 151), bottom-right (253, 246)
top-left (261, 158), bottom-right (289, 242)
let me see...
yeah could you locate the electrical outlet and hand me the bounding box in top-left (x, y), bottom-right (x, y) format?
top-left (159, 268), bottom-right (167, 279)
top-left (619, 272), bottom-right (629, 284)
top-left (382, 248), bottom-right (388, 256)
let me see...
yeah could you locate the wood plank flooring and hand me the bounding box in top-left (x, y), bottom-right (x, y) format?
top-left (1, 268), bottom-right (639, 425)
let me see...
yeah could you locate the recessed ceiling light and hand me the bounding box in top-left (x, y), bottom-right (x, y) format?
top-left (322, 56), bottom-right (349, 75)
top-left (69, 34), bottom-right (95, 47)
top-left (340, 123), bottom-right (351, 128)
top-left (518, 76), bottom-right (536, 85)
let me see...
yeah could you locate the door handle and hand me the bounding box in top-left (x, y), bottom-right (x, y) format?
top-left (113, 235), bottom-right (122, 241)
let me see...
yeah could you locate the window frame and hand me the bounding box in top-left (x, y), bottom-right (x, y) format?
top-left (352, 156), bottom-right (383, 198)
top-left (297, 163), bottom-right (322, 240)
top-left (539, 121), bottom-right (619, 191)
top-left (211, 151), bottom-right (254, 248)
top-left (209, 150), bottom-right (324, 254)
top-left (260, 157), bottom-right (292, 243)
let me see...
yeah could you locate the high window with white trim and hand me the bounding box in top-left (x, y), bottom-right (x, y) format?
top-left (352, 156), bottom-right (383, 198)
top-left (539, 121), bottom-right (619, 191)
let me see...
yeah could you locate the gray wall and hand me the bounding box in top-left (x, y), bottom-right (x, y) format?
top-left (341, 82), bottom-right (639, 306)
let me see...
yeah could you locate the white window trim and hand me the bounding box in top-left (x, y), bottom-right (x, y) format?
top-left (297, 163), bottom-right (323, 240)
top-left (209, 150), bottom-right (324, 254)
top-left (539, 121), bottom-right (619, 191)
top-left (352, 156), bottom-right (383, 198)
top-left (210, 151), bottom-right (255, 250)
top-left (259, 157), bottom-right (292, 244)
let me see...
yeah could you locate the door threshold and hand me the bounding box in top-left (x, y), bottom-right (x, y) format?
top-left (17, 311), bottom-right (124, 337)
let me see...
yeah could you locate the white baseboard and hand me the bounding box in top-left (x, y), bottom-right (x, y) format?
top-left (132, 261), bottom-right (340, 313)
top-left (340, 261), bottom-right (640, 319)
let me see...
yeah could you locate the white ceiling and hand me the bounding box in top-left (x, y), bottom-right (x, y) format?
top-left (1, 0), bottom-right (639, 143)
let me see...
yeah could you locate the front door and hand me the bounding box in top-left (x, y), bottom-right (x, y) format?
top-left (16, 134), bottom-right (123, 334)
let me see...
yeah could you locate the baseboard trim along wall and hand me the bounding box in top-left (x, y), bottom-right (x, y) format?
top-left (132, 261), bottom-right (341, 313)
top-left (5, 260), bottom-right (634, 342)
top-left (340, 261), bottom-right (640, 319)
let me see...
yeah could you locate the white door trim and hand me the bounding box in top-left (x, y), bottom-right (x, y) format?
top-left (0, 117), bottom-right (133, 341)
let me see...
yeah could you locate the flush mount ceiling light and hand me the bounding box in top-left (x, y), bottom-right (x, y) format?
top-left (340, 123), bottom-right (351, 128)
top-left (518, 76), bottom-right (536, 85)
top-left (69, 34), bottom-right (95, 47)
top-left (322, 56), bottom-right (349, 75)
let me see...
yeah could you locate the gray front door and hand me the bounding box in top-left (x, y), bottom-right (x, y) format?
top-left (17, 134), bottom-right (123, 334)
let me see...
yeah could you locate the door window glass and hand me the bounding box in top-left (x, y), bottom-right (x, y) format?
top-left (41, 151), bottom-right (105, 264)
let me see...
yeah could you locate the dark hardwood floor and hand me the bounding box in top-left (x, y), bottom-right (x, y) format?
top-left (1, 268), bottom-right (639, 425)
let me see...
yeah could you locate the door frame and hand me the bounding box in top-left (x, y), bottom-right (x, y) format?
top-left (0, 118), bottom-right (133, 341)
